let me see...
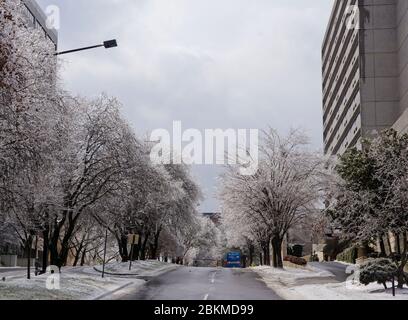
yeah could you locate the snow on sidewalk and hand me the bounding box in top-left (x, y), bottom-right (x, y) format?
top-left (0, 271), bottom-right (139, 300)
top-left (0, 260), bottom-right (177, 300)
top-left (253, 265), bottom-right (408, 300)
top-left (93, 260), bottom-right (179, 277)
top-left (253, 265), bottom-right (335, 286)
top-left (290, 281), bottom-right (408, 300)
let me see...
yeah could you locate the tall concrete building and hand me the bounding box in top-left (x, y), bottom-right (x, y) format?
top-left (322, 0), bottom-right (408, 156)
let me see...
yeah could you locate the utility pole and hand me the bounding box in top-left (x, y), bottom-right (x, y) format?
top-left (102, 229), bottom-right (108, 278)
top-left (129, 235), bottom-right (137, 271)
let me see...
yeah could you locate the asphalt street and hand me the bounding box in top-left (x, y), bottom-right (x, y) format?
top-left (118, 267), bottom-right (282, 300)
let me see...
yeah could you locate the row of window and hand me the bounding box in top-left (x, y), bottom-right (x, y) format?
top-left (327, 111), bottom-right (361, 156)
top-left (323, 26), bottom-right (358, 104)
top-left (322, 0), bottom-right (357, 75)
top-left (323, 45), bottom-right (359, 134)
top-left (324, 79), bottom-right (360, 151)
top-left (322, 0), bottom-right (347, 67)
top-left (323, 34), bottom-right (359, 124)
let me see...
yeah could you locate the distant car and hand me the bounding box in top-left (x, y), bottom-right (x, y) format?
top-left (225, 252), bottom-right (241, 268)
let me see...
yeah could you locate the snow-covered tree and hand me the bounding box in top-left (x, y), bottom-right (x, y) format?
top-left (328, 129), bottom-right (408, 288)
top-left (43, 95), bottom-right (139, 268)
top-left (220, 129), bottom-right (327, 268)
top-left (0, 0), bottom-right (61, 277)
top-left (0, 0), bottom-right (204, 273)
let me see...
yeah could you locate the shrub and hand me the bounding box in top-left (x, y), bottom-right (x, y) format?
top-left (284, 255), bottom-right (307, 266)
top-left (287, 244), bottom-right (304, 258)
top-left (359, 258), bottom-right (398, 289)
top-left (336, 247), bottom-right (358, 264)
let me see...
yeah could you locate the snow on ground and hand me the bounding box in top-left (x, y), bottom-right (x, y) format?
top-left (0, 272), bottom-right (136, 300)
top-left (253, 265), bottom-right (335, 287)
top-left (291, 281), bottom-right (408, 300)
top-left (0, 260), bottom-right (177, 300)
top-left (93, 260), bottom-right (179, 276)
top-left (334, 260), bottom-right (355, 267)
top-left (253, 266), bottom-right (408, 300)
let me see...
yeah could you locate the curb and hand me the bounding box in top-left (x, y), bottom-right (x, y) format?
top-left (93, 264), bottom-right (180, 278)
top-left (92, 267), bottom-right (140, 277)
top-left (93, 281), bottom-right (135, 300)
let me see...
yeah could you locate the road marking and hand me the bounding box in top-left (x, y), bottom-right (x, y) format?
top-left (203, 294), bottom-right (209, 300)
top-left (210, 272), bottom-right (216, 284)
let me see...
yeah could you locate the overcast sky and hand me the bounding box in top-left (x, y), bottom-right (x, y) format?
top-left (37, 0), bottom-right (333, 212)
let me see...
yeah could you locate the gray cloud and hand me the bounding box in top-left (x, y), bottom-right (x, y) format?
top-left (38, 0), bottom-right (333, 211)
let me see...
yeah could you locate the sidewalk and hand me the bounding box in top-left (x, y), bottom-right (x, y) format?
top-left (92, 260), bottom-right (180, 279)
top-left (252, 265), bottom-right (408, 300)
top-left (0, 260), bottom-right (179, 300)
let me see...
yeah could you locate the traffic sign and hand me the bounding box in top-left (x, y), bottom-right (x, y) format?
top-left (128, 234), bottom-right (139, 245)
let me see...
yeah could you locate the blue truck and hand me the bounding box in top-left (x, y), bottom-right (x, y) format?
top-left (225, 252), bottom-right (242, 268)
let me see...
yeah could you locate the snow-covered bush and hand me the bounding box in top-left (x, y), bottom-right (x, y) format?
top-left (327, 129), bottom-right (408, 288)
top-left (336, 247), bottom-right (358, 264)
top-left (359, 258), bottom-right (398, 289)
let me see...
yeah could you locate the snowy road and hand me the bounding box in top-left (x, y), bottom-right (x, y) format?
top-left (117, 267), bottom-right (282, 300)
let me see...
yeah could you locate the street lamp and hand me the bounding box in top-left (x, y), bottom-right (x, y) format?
top-left (55, 39), bottom-right (118, 56)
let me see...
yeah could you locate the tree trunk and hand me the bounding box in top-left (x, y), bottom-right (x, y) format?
top-left (134, 234), bottom-right (142, 261)
top-left (72, 251), bottom-right (80, 267)
top-left (140, 233), bottom-right (150, 261)
top-left (386, 233), bottom-right (393, 254)
top-left (276, 241), bottom-right (283, 268)
top-left (266, 241), bottom-right (271, 266)
top-left (271, 238), bottom-right (278, 268)
top-left (26, 235), bottom-right (33, 280)
top-left (397, 233), bottom-right (407, 289)
top-left (263, 247), bottom-right (268, 265)
top-left (118, 234), bottom-right (129, 262)
top-left (72, 242), bottom-right (84, 267)
top-left (378, 235), bottom-right (386, 257)
top-left (271, 243), bottom-right (277, 268)
top-left (80, 246), bottom-right (87, 266)
top-left (49, 231), bottom-right (59, 267)
top-left (396, 234), bottom-right (401, 255)
top-left (248, 245), bottom-right (254, 266)
top-left (259, 253), bottom-right (263, 266)
top-left (58, 221), bottom-right (78, 267)
top-left (42, 228), bottom-right (49, 274)
top-left (49, 207), bottom-right (83, 268)
top-left (272, 237), bottom-right (283, 268)
top-left (150, 228), bottom-right (162, 260)
top-left (261, 237), bottom-right (271, 266)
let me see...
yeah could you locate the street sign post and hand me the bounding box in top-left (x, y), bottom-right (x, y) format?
top-left (102, 229), bottom-right (108, 278)
top-left (128, 234), bottom-right (139, 271)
